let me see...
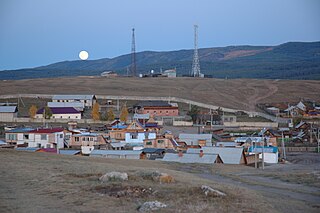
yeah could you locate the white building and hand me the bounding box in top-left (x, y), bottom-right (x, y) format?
top-left (0, 106), bottom-right (18, 122)
top-left (26, 128), bottom-right (65, 149)
top-left (52, 95), bottom-right (96, 108)
top-left (125, 132), bottom-right (156, 143)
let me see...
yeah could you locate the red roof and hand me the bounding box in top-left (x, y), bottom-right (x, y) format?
top-left (29, 128), bottom-right (64, 133)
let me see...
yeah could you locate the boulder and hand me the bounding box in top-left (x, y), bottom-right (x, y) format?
top-left (138, 201), bottom-right (167, 212)
top-left (99, 171), bottom-right (128, 182)
top-left (201, 185), bottom-right (226, 197)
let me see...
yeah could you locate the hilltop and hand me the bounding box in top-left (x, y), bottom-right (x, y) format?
top-left (1, 41), bottom-right (319, 80)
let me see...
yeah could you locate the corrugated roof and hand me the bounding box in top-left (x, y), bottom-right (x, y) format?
top-left (0, 106), bottom-right (17, 113)
top-left (133, 113), bottom-right (150, 119)
top-left (59, 150), bottom-right (81, 155)
top-left (134, 101), bottom-right (172, 107)
top-left (248, 146), bottom-right (278, 153)
top-left (29, 128), bottom-right (64, 133)
top-left (37, 107), bottom-right (80, 114)
top-left (6, 127), bottom-right (34, 133)
top-left (48, 102), bottom-right (84, 108)
top-left (73, 132), bottom-right (99, 137)
top-left (90, 150), bottom-right (142, 156)
top-left (216, 142), bottom-right (238, 147)
top-left (179, 134), bottom-right (212, 146)
top-left (162, 153), bottom-right (218, 164)
top-left (52, 95), bottom-right (95, 100)
top-left (15, 147), bottom-right (40, 152)
top-left (110, 142), bottom-right (126, 148)
top-left (187, 147), bottom-right (244, 164)
top-left (142, 148), bottom-right (166, 153)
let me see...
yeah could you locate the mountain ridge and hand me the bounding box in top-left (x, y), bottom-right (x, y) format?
top-left (1, 41), bottom-right (319, 80)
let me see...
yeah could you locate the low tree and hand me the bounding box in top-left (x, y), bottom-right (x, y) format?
top-left (107, 108), bottom-right (115, 121)
top-left (187, 105), bottom-right (200, 124)
top-left (92, 103), bottom-right (100, 121)
top-left (43, 106), bottom-right (52, 119)
top-left (29, 105), bottom-right (38, 119)
top-left (120, 105), bottom-right (129, 122)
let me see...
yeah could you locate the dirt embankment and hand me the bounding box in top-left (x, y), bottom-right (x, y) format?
top-left (1, 77), bottom-right (319, 110)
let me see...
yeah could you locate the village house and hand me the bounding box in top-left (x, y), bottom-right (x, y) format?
top-left (36, 107), bottom-right (81, 119)
top-left (143, 131), bottom-right (179, 149)
top-left (52, 95), bottom-right (96, 108)
top-left (134, 101), bottom-right (179, 117)
top-left (5, 127), bottom-right (34, 147)
top-left (70, 132), bottom-right (107, 148)
top-left (124, 120), bottom-right (157, 143)
top-left (26, 128), bottom-right (65, 149)
top-left (0, 106), bottom-right (18, 122)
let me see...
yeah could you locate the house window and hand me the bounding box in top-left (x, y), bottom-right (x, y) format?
top-left (82, 137), bottom-right (85, 141)
top-left (7, 134), bottom-right (17, 140)
top-left (146, 141), bottom-right (152, 145)
top-left (131, 133), bottom-right (138, 139)
top-left (68, 116), bottom-right (71, 119)
top-left (158, 140), bottom-right (164, 144)
top-left (46, 144), bottom-right (51, 148)
top-left (60, 116), bottom-right (63, 118)
top-left (166, 111), bottom-right (168, 113)
top-left (37, 143), bottom-right (41, 148)
top-left (76, 116), bottom-right (78, 119)
top-left (24, 134), bottom-right (29, 139)
top-left (60, 134), bottom-right (63, 138)
top-left (52, 116), bottom-right (55, 118)
top-left (90, 137), bottom-right (93, 141)
top-left (75, 137), bottom-right (80, 142)
top-left (41, 134), bottom-right (47, 140)
top-left (57, 100), bottom-right (60, 102)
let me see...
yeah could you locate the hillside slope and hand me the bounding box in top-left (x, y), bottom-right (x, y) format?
top-left (0, 41), bottom-right (319, 80)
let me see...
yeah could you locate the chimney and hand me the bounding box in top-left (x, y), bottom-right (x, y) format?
top-left (199, 150), bottom-right (204, 158)
top-left (178, 150), bottom-right (183, 157)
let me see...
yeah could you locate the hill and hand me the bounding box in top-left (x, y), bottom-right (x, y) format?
top-left (0, 41), bottom-right (319, 80)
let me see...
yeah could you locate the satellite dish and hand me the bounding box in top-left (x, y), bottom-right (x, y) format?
top-left (79, 50), bottom-right (89, 60)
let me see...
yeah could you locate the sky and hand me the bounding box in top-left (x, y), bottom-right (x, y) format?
top-left (0, 0), bottom-right (319, 70)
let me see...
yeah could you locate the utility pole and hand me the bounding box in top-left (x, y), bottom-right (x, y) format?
top-left (130, 28), bottom-right (137, 77)
top-left (281, 131), bottom-right (286, 160)
top-left (191, 25), bottom-right (201, 77)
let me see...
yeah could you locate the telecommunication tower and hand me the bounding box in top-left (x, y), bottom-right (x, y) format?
top-left (191, 25), bottom-right (201, 77)
top-left (131, 28), bottom-right (137, 77)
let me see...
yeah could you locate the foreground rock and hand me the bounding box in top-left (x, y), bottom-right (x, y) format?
top-left (99, 171), bottom-right (128, 182)
top-left (136, 170), bottom-right (175, 183)
top-left (201, 185), bottom-right (226, 197)
top-left (138, 201), bottom-right (167, 212)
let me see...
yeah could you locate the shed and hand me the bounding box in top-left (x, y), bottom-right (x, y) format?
top-left (0, 106), bottom-right (18, 122)
top-left (248, 146), bottom-right (279, 164)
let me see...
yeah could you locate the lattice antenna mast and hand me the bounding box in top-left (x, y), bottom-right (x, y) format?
top-left (191, 25), bottom-right (201, 77)
top-left (131, 28), bottom-right (137, 77)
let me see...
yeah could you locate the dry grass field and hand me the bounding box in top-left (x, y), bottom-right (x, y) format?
top-left (0, 150), bottom-right (319, 213)
top-left (1, 77), bottom-right (319, 111)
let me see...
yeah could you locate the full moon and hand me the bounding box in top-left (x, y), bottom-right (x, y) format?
top-left (79, 50), bottom-right (89, 60)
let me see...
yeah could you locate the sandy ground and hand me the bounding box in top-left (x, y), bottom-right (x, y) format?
top-left (0, 150), bottom-right (319, 213)
top-left (1, 77), bottom-right (319, 111)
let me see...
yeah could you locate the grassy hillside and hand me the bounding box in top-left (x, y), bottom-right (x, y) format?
top-left (0, 41), bottom-right (319, 80)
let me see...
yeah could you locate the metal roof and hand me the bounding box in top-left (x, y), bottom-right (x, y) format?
top-left (0, 106), bottom-right (17, 113)
top-left (248, 146), bottom-right (278, 153)
top-left (134, 101), bottom-right (172, 108)
top-left (48, 102), bottom-right (84, 108)
top-left (110, 142), bottom-right (126, 148)
top-left (0, 140), bottom-right (6, 145)
top-left (90, 150), bottom-right (142, 156)
top-left (15, 147), bottom-right (40, 152)
top-left (216, 142), bottom-right (238, 147)
top-left (133, 113), bottom-right (150, 119)
top-left (234, 137), bottom-right (264, 143)
top-left (52, 95), bottom-right (95, 100)
top-left (73, 132), bottom-right (99, 137)
top-left (187, 147), bottom-right (244, 164)
top-left (6, 127), bottom-right (34, 133)
top-left (142, 148), bottom-right (166, 153)
top-left (162, 153), bottom-right (219, 164)
top-left (37, 107), bottom-right (80, 114)
top-left (59, 150), bottom-right (81, 155)
top-left (179, 133), bottom-right (212, 145)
